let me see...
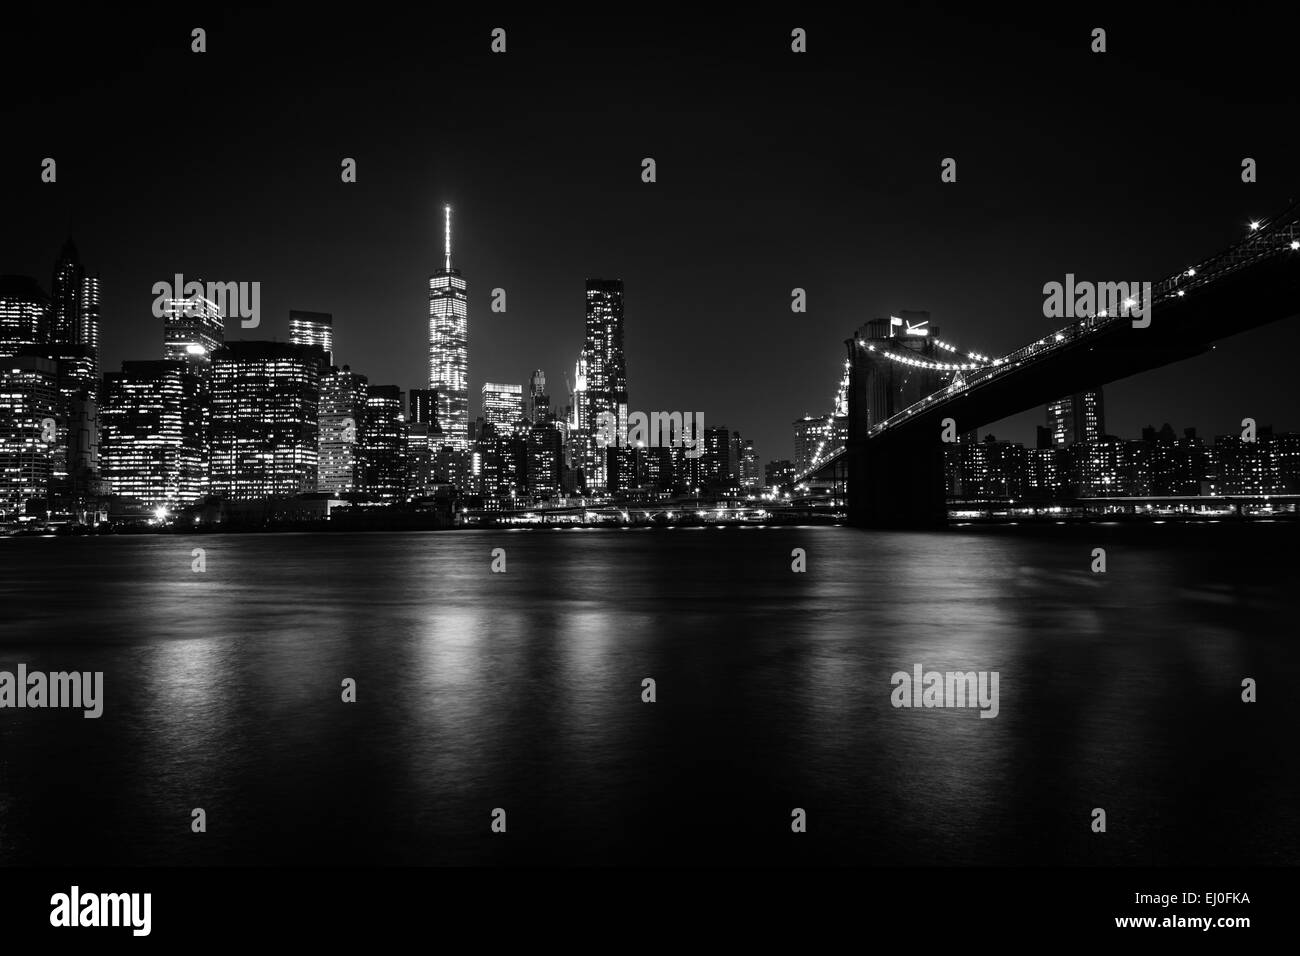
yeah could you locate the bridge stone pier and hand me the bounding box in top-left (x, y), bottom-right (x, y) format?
top-left (846, 429), bottom-right (948, 528)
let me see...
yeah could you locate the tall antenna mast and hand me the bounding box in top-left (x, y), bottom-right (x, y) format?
top-left (444, 204), bottom-right (452, 271)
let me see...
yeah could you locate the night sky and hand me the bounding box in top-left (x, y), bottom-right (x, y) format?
top-left (4, 7), bottom-right (1298, 462)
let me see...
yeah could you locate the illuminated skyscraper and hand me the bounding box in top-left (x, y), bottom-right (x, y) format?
top-left (101, 361), bottom-right (205, 508)
top-left (793, 414), bottom-right (836, 473)
top-left (50, 243), bottom-right (81, 345)
top-left (289, 310), bottom-right (334, 366)
top-left (406, 422), bottom-right (436, 497)
top-left (0, 275), bottom-right (50, 358)
top-left (318, 365), bottom-right (368, 495)
top-left (79, 276), bottom-right (100, 380)
top-left (952, 434), bottom-right (1028, 498)
top-left (0, 355), bottom-right (59, 518)
top-left (581, 279), bottom-right (628, 490)
top-left (163, 295), bottom-right (225, 375)
top-left (1047, 390), bottom-right (1105, 446)
top-left (526, 421), bottom-right (563, 497)
top-left (702, 425), bottom-right (734, 490)
top-left (482, 382), bottom-right (524, 434)
top-left (428, 205), bottom-right (469, 451)
top-left (50, 241), bottom-right (101, 390)
top-left (568, 353), bottom-right (587, 433)
top-left (18, 343), bottom-right (99, 497)
top-left (736, 435), bottom-right (760, 491)
top-left (528, 369), bottom-right (550, 422)
top-left (209, 342), bottom-right (321, 500)
top-left (3, 275), bottom-right (102, 502)
top-left (361, 385), bottom-right (407, 502)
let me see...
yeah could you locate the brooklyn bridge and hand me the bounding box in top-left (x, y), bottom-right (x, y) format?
top-left (796, 202), bottom-right (1300, 527)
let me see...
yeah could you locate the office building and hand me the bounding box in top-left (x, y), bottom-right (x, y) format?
top-left (318, 365), bottom-right (368, 495)
top-left (428, 205), bottom-right (469, 450)
top-left (162, 295), bottom-right (225, 375)
top-left (1047, 390), bottom-right (1105, 447)
top-left (581, 279), bottom-right (628, 489)
top-left (482, 382), bottom-right (524, 435)
top-left (289, 310), bottom-right (334, 366)
top-left (0, 275), bottom-right (50, 358)
top-left (101, 360), bottom-right (205, 509)
top-left (209, 342), bottom-right (321, 500)
top-left (0, 355), bottom-right (59, 518)
top-left (361, 385), bottom-right (407, 502)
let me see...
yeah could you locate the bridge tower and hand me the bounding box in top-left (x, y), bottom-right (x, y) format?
top-left (845, 315), bottom-right (951, 528)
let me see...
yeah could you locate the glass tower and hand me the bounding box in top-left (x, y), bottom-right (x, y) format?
top-left (289, 310), bottom-right (334, 366)
top-left (101, 361), bottom-right (205, 508)
top-left (209, 342), bottom-right (321, 500)
top-left (482, 382), bottom-right (524, 435)
top-left (50, 241), bottom-right (101, 390)
top-left (428, 205), bottom-right (469, 451)
top-left (163, 295), bottom-right (225, 375)
top-left (581, 279), bottom-right (628, 490)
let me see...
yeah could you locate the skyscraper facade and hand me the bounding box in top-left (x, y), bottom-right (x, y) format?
top-left (481, 382), bottom-right (524, 434)
top-left (528, 369), bottom-right (549, 422)
top-left (162, 295), bottom-right (225, 374)
top-left (1047, 390), bottom-right (1105, 447)
top-left (0, 355), bottom-right (59, 518)
top-left (101, 360), bottom-right (205, 508)
top-left (361, 385), bottom-right (407, 502)
top-left (405, 422), bottom-right (436, 497)
top-left (581, 279), bottom-right (628, 490)
top-left (735, 436), bottom-right (760, 491)
top-left (793, 414), bottom-right (836, 474)
top-left (50, 241), bottom-right (101, 390)
top-left (702, 425), bottom-right (734, 491)
top-left (0, 275), bottom-right (50, 358)
top-left (289, 310), bottom-right (334, 366)
top-left (317, 366), bottom-right (368, 495)
top-left (474, 422), bottom-right (524, 501)
top-left (19, 343), bottom-right (99, 497)
top-left (566, 353), bottom-right (587, 483)
top-left (526, 421), bottom-right (562, 498)
top-left (428, 205), bottom-right (469, 451)
top-left (79, 276), bottom-right (101, 384)
top-left (209, 342), bottom-right (321, 500)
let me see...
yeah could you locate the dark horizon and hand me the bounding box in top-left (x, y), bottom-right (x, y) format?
top-left (4, 8), bottom-right (1299, 463)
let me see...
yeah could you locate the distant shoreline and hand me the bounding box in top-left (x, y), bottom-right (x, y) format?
top-left (4, 510), bottom-right (1297, 537)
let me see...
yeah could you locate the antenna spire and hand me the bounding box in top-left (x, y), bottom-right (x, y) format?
top-left (444, 204), bottom-right (452, 271)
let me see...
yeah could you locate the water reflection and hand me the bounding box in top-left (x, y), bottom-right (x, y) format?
top-left (0, 524), bottom-right (1295, 865)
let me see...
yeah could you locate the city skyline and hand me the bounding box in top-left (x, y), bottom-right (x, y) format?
top-left (8, 211), bottom-right (1300, 476)
top-left (8, 216), bottom-right (1300, 520)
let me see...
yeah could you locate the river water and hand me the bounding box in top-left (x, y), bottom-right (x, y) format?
top-left (1, 524), bottom-right (1296, 865)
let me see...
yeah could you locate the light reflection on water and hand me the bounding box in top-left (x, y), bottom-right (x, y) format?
top-left (0, 524), bottom-right (1296, 865)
